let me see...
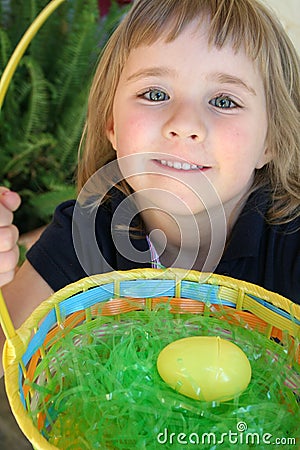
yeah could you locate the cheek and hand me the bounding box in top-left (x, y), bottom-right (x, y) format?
top-left (216, 121), bottom-right (265, 169)
top-left (216, 123), bottom-right (248, 162)
top-left (114, 110), bottom-right (153, 157)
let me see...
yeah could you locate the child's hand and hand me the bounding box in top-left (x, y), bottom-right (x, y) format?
top-left (0, 188), bottom-right (21, 287)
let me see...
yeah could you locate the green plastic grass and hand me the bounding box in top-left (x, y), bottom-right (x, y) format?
top-left (27, 304), bottom-right (299, 449)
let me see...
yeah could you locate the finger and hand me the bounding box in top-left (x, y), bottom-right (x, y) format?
top-left (0, 225), bottom-right (19, 252)
top-left (0, 202), bottom-right (13, 227)
top-left (0, 187), bottom-right (10, 195)
top-left (0, 246), bottom-right (19, 273)
top-left (0, 190), bottom-right (21, 212)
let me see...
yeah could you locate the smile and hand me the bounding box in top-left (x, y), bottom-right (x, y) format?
top-left (158, 159), bottom-right (206, 171)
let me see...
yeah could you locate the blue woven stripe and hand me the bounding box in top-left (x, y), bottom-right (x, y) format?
top-left (19, 365), bottom-right (25, 408)
top-left (59, 283), bottom-right (115, 317)
top-left (22, 309), bottom-right (56, 367)
top-left (180, 281), bottom-right (235, 307)
top-left (119, 279), bottom-right (175, 298)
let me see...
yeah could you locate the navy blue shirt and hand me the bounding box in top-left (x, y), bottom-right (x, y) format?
top-left (27, 188), bottom-right (300, 304)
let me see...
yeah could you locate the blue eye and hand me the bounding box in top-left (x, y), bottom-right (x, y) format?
top-left (142, 89), bottom-right (170, 102)
top-left (210, 95), bottom-right (238, 109)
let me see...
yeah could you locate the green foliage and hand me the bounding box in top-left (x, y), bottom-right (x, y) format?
top-left (0, 0), bottom-right (126, 233)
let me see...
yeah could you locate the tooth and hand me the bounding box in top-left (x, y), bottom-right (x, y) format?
top-left (173, 162), bottom-right (182, 169)
top-left (159, 160), bottom-right (204, 170)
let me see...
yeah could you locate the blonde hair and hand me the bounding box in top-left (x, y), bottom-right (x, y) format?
top-left (78, 0), bottom-right (300, 223)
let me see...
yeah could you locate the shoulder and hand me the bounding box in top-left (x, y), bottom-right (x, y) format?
top-left (48, 199), bottom-right (76, 226)
top-left (264, 218), bottom-right (300, 305)
top-left (26, 198), bottom-right (116, 291)
top-left (237, 188), bottom-right (300, 244)
top-left (220, 189), bottom-right (300, 304)
top-left (45, 200), bottom-right (112, 237)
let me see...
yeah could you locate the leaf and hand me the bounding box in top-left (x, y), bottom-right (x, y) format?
top-left (1, 0), bottom-right (125, 232)
top-left (28, 185), bottom-right (76, 221)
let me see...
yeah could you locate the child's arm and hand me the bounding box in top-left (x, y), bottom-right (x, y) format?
top-left (0, 188), bottom-right (53, 377)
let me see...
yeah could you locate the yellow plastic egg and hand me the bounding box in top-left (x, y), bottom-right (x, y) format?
top-left (157, 336), bottom-right (251, 402)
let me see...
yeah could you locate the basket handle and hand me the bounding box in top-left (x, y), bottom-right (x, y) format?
top-left (0, 0), bottom-right (66, 109)
top-left (0, 0), bottom-right (66, 340)
top-left (0, 289), bottom-right (15, 339)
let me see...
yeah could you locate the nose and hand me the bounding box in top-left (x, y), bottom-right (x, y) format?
top-left (162, 102), bottom-right (207, 142)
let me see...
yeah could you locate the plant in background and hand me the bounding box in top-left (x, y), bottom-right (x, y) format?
top-left (0, 0), bottom-right (126, 233)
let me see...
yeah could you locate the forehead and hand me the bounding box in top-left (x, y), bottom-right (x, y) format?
top-left (121, 21), bottom-right (263, 87)
top-left (123, 3), bottom-right (263, 62)
top-left (121, 7), bottom-right (267, 81)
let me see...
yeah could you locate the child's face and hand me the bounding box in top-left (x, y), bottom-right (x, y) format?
top-left (107, 21), bottom-right (270, 215)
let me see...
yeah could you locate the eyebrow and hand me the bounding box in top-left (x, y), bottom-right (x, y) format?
top-left (126, 67), bottom-right (257, 96)
top-left (209, 72), bottom-right (257, 96)
top-left (126, 67), bottom-right (177, 83)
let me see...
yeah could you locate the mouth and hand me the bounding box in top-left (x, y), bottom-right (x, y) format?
top-left (155, 159), bottom-right (210, 171)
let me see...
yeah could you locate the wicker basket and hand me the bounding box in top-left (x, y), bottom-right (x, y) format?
top-left (1, 268), bottom-right (299, 450)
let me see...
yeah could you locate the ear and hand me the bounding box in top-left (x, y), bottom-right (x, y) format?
top-left (255, 147), bottom-right (272, 169)
top-left (106, 117), bottom-right (117, 151)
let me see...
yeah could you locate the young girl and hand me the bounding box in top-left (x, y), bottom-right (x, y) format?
top-left (0, 0), bottom-right (300, 374)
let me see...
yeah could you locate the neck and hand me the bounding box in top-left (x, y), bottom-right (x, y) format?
top-left (138, 192), bottom-right (247, 272)
top-left (140, 207), bottom-right (224, 272)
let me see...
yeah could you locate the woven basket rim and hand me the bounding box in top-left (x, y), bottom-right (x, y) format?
top-left (4, 269), bottom-right (300, 346)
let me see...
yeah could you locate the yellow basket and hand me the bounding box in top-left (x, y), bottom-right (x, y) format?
top-left (1, 268), bottom-right (300, 449)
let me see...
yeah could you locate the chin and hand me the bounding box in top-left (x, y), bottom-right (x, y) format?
top-left (138, 190), bottom-right (206, 216)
